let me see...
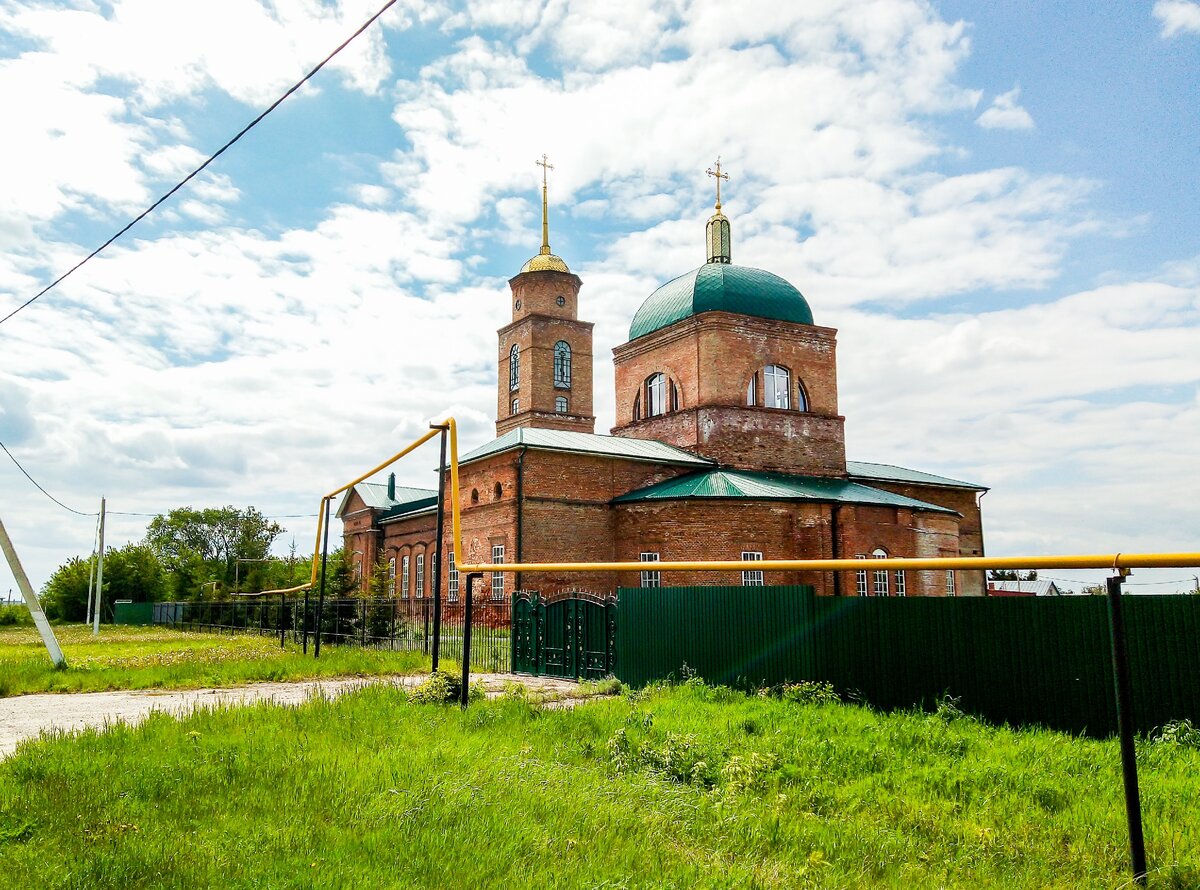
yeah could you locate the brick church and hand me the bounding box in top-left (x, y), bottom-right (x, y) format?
top-left (340, 164), bottom-right (988, 602)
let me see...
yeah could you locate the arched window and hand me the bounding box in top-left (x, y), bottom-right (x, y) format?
top-left (470, 488), bottom-right (480, 504)
top-left (872, 548), bottom-right (889, 597)
top-left (763, 364), bottom-right (790, 409)
top-left (509, 344), bottom-right (520, 391)
top-left (796, 380), bottom-right (809, 412)
top-left (555, 396), bottom-right (568, 413)
top-left (493, 482), bottom-right (503, 500)
top-left (670, 381), bottom-right (680, 412)
top-left (645, 373), bottom-right (666, 417)
top-left (511, 397), bottom-right (520, 415)
top-left (746, 373), bottom-right (757, 406)
top-left (633, 392), bottom-right (641, 421)
top-left (554, 341), bottom-right (572, 389)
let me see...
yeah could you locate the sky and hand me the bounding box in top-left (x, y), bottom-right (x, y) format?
top-left (1, 0), bottom-right (1198, 598)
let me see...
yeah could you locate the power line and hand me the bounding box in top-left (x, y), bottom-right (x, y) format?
top-left (0, 439), bottom-right (96, 517)
top-left (0, 0), bottom-right (401, 328)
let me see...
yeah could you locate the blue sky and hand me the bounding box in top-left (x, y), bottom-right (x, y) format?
top-left (0, 0), bottom-right (1197, 596)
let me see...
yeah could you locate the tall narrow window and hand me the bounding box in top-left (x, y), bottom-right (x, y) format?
top-left (554, 341), bottom-right (572, 389)
top-left (796, 381), bottom-right (809, 412)
top-left (872, 549), bottom-right (889, 596)
top-left (645, 373), bottom-right (666, 417)
top-left (555, 396), bottom-right (568, 413)
top-left (415, 554), bottom-right (424, 598)
top-left (670, 381), bottom-right (680, 412)
top-left (895, 569), bottom-right (906, 597)
top-left (746, 373), bottom-right (757, 406)
top-left (855, 554), bottom-right (868, 597)
top-left (387, 557), bottom-right (396, 593)
top-left (640, 552), bottom-right (660, 588)
top-left (946, 570), bottom-right (957, 597)
top-left (633, 393), bottom-right (641, 421)
top-left (401, 555), bottom-right (410, 599)
top-left (511, 397), bottom-right (520, 415)
top-left (741, 551), bottom-right (764, 586)
top-left (509, 344), bottom-right (520, 390)
top-left (491, 544), bottom-right (505, 599)
top-left (764, 365), bottom-right (791, 409)
top-left (448, 551), bottom-right (458, 603)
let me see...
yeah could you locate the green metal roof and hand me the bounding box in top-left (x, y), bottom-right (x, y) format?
top-left (846, 460), bottom-right (988, 491)
top-left (335, 482), bottom-right (438, 519)
top-left (460, 428), bottom-right (714, 467)
top-left (613, 468), bottom-right (958, 514)
top-left (628, 263), bottom-right (814, 340)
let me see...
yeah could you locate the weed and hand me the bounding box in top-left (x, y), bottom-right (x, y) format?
top-left (1156, 719), bottom-right (1200, 749)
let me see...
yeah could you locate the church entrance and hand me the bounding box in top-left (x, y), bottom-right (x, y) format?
top-left (512, 592), bottom-right (616, 680)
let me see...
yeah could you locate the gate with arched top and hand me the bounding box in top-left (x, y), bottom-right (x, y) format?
top-left (512, 591), bottom-right (616, 680)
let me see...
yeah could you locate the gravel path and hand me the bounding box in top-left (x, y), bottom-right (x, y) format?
top-left (0, 674), bottom-right (582, 758)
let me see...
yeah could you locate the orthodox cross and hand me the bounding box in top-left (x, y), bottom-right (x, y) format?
top-left (536, 153), bottom-right (554, 254)
top-left (706, 157), bottom-right (729, 210)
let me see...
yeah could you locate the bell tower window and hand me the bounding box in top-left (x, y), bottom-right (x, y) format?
top-left (554, 341), bottom-right (572, 388)
top-left (645, 373), bottom-right (666, 417)
top-left (509, 344), bottom-right (520, 391)
top-left (763, 364), bottom-right (790, 409)
top-left (555, 396), bottom-right (568, 413)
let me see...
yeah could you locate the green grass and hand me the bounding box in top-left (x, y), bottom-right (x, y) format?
top-left (0, 625), bottom-right (431, 698)
top-left (2, 680), bottom-right (1198, 888)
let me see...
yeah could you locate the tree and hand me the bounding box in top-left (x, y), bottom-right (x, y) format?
top-left (989, 570), bottom-right (1038, 581)
top-left (40, 543), bottom-right (167, 622)
top-left (145, 506), bottom-right (284, 599)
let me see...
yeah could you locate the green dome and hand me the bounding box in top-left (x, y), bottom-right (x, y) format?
top-left (629, 263), bottom-right (814, 340)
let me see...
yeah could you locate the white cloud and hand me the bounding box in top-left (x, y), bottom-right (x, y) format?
top-left (1153, 0), bottom-right (1200, 37)
top-left (976, 86), bottom-right (1035, 130)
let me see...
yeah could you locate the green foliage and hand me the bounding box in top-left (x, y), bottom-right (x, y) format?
top-left (144, 506), bottom-right (284, 598)
top-left (408, 670), bottom-right (484, 705)
top-left (1156, 719), bottom-right (1200, 749)
top-left (5, 682), bottom-right (1198, 888)
top-left (0, 605), bottom-right (33, 627)
top-left (40, 543), bottom-right (167, 622)
top-left (989, 570), bottom-right (1038, 581)
top-left (764, 681), bottom-right (841, 706)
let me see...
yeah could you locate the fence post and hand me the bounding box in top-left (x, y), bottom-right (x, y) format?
top-left (361, 598), bottom-right (367, 647)
top-left (461, 573), bottom-right (482, 708)
top-left (1106, 573), bottom-right (1148, 886)
top-left (302, 590), bottom-right (309, 654)
top-left (314, 497), bottom-right (331, 659)
top-left (280, 592), bottom-right (286, 649)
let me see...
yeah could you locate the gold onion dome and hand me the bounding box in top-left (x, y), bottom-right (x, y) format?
top-left (520, 251), bottom-right (570, 273)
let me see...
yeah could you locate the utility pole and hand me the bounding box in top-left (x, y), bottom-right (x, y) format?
top-left (93, 497), bottom-right (106, 635)
top-left (0, 513), bottom-right (66, 666)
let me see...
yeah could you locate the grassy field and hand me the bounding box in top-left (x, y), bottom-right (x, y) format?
top-left (1, 680), bottom-right (1197, 888)
top-left (0, 625), bottom-right (431, 698)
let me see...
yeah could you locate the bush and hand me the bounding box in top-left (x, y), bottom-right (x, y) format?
top-left (776, 681), bottom-right (840, 706)
top-left (408, 671), bottom-right (485, 705)
top-left (1156, 719), bottom-right (1200, 749)
top-left (0, 605), bottom-right (34, 627)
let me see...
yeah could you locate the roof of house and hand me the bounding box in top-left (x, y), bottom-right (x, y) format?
top-left (335, 482), bottom-right (438, 520)
top-left (846, 460), bottom-right (988, 491)
top-left (612, 467), bottom-right (959, 513)
top-left (459, 427), bottom-right (715, 468)
top-left (987, 580), bottom-right (1063, 597)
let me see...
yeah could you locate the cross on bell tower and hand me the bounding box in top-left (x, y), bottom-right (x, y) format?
top-left (705, 157), bottom-right (732, 264)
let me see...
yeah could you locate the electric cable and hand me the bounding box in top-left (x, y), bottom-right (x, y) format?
top-left (0, 0), bottom-right (401, 328)
top-left (0, 439), bottom-right (96, 516)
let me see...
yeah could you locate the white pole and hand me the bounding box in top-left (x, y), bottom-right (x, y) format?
top-left (0, 513), bottom-right (66, 667)
top-left (86, 507), bottom-right (100, 624)
top-left (93, 497), bottom-right (106, 635)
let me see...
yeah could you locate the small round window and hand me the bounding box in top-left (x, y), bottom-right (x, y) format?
top-left (514, 299), bottom-right (522, 310)
top-left (556, 295), bottom-right (565, 306)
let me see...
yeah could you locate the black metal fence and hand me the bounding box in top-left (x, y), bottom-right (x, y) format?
top-left (153, 594), bottom-right (514, 673)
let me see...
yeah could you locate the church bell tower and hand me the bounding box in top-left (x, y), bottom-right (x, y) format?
top-left (496, 155), bottom-right (595, 436)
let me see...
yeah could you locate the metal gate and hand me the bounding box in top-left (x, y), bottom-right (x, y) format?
top-left (512, 592), bottom-right (616, 679)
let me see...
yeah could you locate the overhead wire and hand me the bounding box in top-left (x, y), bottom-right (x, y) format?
top-left (0, 0), bottom-right (401, 328)
top-left (0, 439), bottom-right (96, 517)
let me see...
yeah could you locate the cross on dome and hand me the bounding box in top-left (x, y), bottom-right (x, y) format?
top-left (706, 157), bottom-right (729, 211)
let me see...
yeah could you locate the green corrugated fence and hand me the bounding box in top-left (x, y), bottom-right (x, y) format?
top-left (615, 586), bottom-right (1200, 737)
top-left (113, 601), bottom-right (156, 626)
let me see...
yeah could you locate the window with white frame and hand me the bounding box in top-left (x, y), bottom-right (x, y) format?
top-left (448, 550), bottom-right (458, 603)
top-left (491, 544), bottom-right (505, 599)
top-left (555, 396), bottom-right (568, 414)
top-left (511, 397), bottom-right (519, 415)
top-left (387, 557), bottom-right (396, 593)
top-left (554, 340), bottom-right (572, 389)
top-left (509, 344), bottom-right (520, 390)
top-left (741, 551), bottom-right (764, 586)
top-left (746, 373), bottom-right (756, 406)
top-left (401, 555), bottom-right (410, 599)
top-left (645, 373), bottom-right (666, 417)
top-left (764, 364), bottom-right (791, 409)
top-left (946, 570), bottom-right (956, 597)
top-left (894, 569), bottom-right (906, 597)
top-left (640, 552), bottom-right (660, 588)
top-left (872, 548), bottom-right (889, 596)
top-left (415, 553), bottom-right (424, 598)
top-left (855, 554), bottom-right (868, 596)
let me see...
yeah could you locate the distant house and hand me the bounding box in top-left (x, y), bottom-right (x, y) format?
top-left (987, 579), bottom-right (1063, 597)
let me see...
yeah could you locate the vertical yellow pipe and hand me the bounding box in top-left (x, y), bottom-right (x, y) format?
top-left (309, 496), bottom-right (328, 588)
top-left (447, 418), bottom-right (462, 569)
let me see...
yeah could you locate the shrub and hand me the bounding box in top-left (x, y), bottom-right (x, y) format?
top-left (777, 681), bottom-right (840, 706)
top-left (0, 605), bottom-right (34, 627)
top-left (408, 671), bottom-right (484, 705)
top-left (1156, 719), bottom-right (1200, 749)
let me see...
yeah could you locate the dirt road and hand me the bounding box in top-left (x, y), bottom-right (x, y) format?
top-left (0, 674), bottom-right (581, 758)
